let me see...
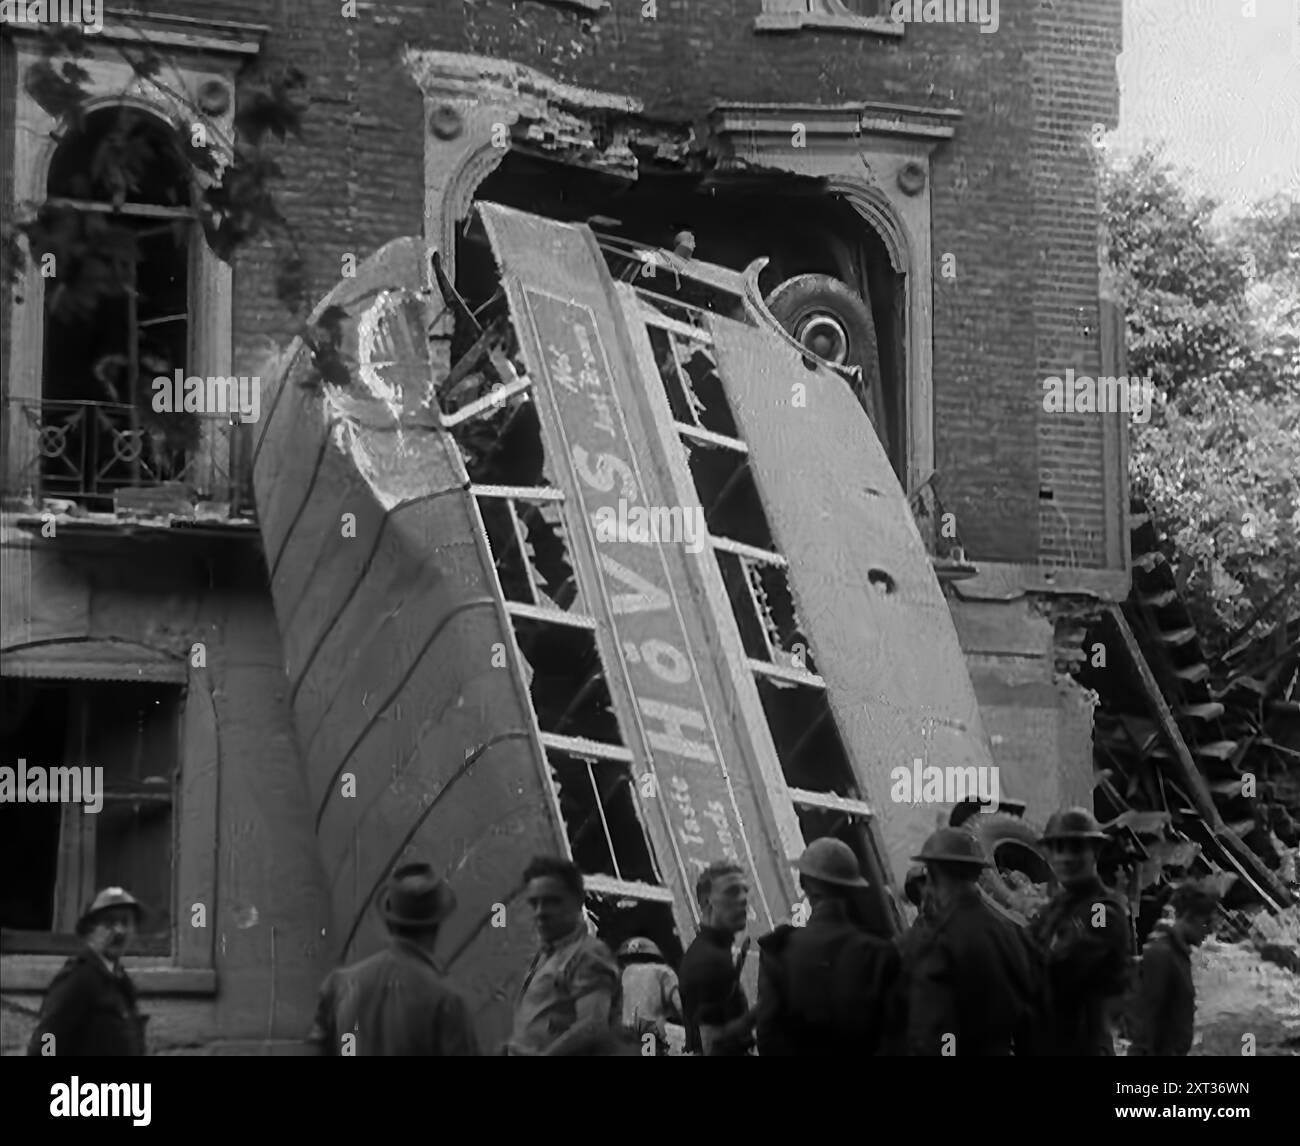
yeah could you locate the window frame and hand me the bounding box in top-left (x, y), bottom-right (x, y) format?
top-left (40, 119), bottom-right (203, 501)
top-left (2, 18), bottom-right (256, 512)
top-left (1, 679), bottom-right (180, 958)
top-left (0, 656), bottom-right (217, 997)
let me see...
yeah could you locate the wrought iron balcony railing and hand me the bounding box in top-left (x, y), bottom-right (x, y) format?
top-left (3, 397), bottom-right (254, 519)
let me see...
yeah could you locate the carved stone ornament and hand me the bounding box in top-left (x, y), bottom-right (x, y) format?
top-left (430, 103), bottom-right (464, 141)
top-left (897, 160), bottom-right (927, 196)
top-left (197, 80), bottom-right (231, 116)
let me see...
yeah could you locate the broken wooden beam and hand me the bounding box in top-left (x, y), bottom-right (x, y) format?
top-left (431, 249), bottom-right (481, 338)
top-left (437, 316), bottom-right (509, 401)
top-left (1107, 605), bottom-right (1293, 911)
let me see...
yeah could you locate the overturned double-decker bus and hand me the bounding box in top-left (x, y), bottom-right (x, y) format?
top-left (252, 201), bottom-right (1000, 1046)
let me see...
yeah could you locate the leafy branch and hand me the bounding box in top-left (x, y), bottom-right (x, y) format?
top-left (1, 20), bottom-right (310, 320)
top-left (1105, 146), bottom-right (1300, 652)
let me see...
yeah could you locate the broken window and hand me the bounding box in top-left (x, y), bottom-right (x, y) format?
top-left (29, 107), bottom-right (200, 511)
top-left (715, 549), bottom-right (816, 675)
top-left (585, 892), bottom-right (683, 968)
top-left (0, 678), bottom-right (178, 955)
top-left (683, 447), bottom-right (772, 552)
top-left (754, 678), bottom-right (859, 797)
top-left (476, 491), bottom-right (585, 615)
top-left (512, 620), bottom-right (621, 746)
top-left (646, 327), bottom-right (739, 439)
top-left (549, 748), bottom-right (660, 886)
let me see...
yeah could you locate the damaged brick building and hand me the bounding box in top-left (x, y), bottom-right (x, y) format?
top-left (2, 1), bottom-right (1134, 1053)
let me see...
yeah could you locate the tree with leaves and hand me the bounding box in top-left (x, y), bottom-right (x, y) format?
top-left (1102, 145), bottom-right (1300, 654)
top-left (2, 22), bottom-right (311, 329)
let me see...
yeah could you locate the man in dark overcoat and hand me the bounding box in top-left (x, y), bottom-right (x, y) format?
top-left (28, 886), bottom-right (148, 1057)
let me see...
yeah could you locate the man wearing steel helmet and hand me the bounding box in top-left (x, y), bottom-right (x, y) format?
top-left (898, 828), bottom-right (1037, 1056)
top-left (27, 887), bottom-right (147, 1057)
top-left (1028, 807), bottom-right (1134, 1055)
top-left (616, 937), bottom-right (682, 1055)
top-left (755, 838), bottom-right (900, 1056)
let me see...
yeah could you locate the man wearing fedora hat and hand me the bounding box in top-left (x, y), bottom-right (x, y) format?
top-left (1027, 807), bottom-right (1133, 1056)
top-left (27, 887), bottom-right (147, 1057)
top-left (755, 838), bottom-right (900, 1056)
top-left (897, 828), bottom-right (1037, 1056)
top-left (308, 862), bottom-right (479, 1056)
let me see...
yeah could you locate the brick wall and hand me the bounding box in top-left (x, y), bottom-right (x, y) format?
top-left (1029, 1), bottom-right (1123, 567)
top-left (5, 0), bottom-right (1124, 568)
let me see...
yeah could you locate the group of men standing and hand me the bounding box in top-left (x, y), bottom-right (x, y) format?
top-left (26, 805), bottom-right (1219, 1057)
top-left (673, 808), bottom-right (1134, 1058)
top-left (669, 806), bottom-right (1217, 1057)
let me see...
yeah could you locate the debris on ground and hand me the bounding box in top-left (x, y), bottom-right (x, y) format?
top-left (1190, 936), bottom-right (1300, 1055)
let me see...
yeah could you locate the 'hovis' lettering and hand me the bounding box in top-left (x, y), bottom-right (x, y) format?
top-left (571, 445), bottom-right (638, 500)
top-left (637, 698), bottom-right (716, 763)
top-left (598, 553), bottom-right (670, 616)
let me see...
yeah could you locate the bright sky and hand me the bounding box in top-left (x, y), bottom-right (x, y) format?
top-left (1109, 0), bottom-right (1300, 216)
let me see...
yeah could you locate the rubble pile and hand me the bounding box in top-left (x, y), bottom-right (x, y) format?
top-left (1249, 904), bottom-right (1300, 974)
top-left (1191, 934), bottom-right (1300, 1055)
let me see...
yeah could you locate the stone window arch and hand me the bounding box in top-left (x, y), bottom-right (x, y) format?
top-left (3, 17), bottom-right (252, 514)
top-left (35, 105), bottom-right (201, 505)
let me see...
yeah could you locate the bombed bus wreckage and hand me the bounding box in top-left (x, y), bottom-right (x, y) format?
top-left (251, 201), bottom-right (1003, 1043)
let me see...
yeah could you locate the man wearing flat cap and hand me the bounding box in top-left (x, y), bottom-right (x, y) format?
top-left (308, 862), bottom-right (479, 1056)
top-left (27, 886), bottom-right (148, 1057)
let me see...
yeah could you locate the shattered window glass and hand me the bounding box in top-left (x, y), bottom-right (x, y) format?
top-left (646, 327), bottom-right (738, 439)
top-left (477, 494), bottom-right (584, 614)
top-left (548, 749), bottom-right (660, 886)
top-left (512, 620), bottom-right (621, 745)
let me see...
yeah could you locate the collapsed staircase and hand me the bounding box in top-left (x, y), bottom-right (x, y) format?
top-left (1086, 496), bottom-right (1297, 921)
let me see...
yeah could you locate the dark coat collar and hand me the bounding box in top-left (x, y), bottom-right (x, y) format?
top-left (388, 936), bottom-right (443, 974)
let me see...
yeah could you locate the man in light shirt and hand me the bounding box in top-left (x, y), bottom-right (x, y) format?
top-left (505, 856), bottom-right (621, 1056)
top-left (617, 937), bottom-right (683, 1055)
